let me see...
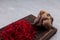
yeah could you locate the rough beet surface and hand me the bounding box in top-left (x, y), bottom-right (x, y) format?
top-left (0, 19), bottom-right (37, 40)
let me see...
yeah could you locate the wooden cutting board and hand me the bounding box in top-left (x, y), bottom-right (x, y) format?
top-left (0, 14), bottom-right (57, 40)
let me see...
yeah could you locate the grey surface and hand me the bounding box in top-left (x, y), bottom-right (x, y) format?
top-left (0, 0), bottom-right (59, 40)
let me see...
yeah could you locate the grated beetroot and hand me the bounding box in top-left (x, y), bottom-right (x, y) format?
top-left (0, 19), bottom-right (37, 40)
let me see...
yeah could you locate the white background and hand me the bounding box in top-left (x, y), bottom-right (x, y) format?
top-left (0, 0), bottom-right (60, 40)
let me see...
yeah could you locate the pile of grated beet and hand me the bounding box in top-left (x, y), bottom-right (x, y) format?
top-left (0, 19), bottom-right (37, 40)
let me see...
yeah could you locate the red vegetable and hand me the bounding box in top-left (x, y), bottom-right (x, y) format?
top-left (0, 19), bottom-right (37, 40)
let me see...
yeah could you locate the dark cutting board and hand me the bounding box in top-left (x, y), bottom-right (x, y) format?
top-left (0, 14), bottom-right (57, 40)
